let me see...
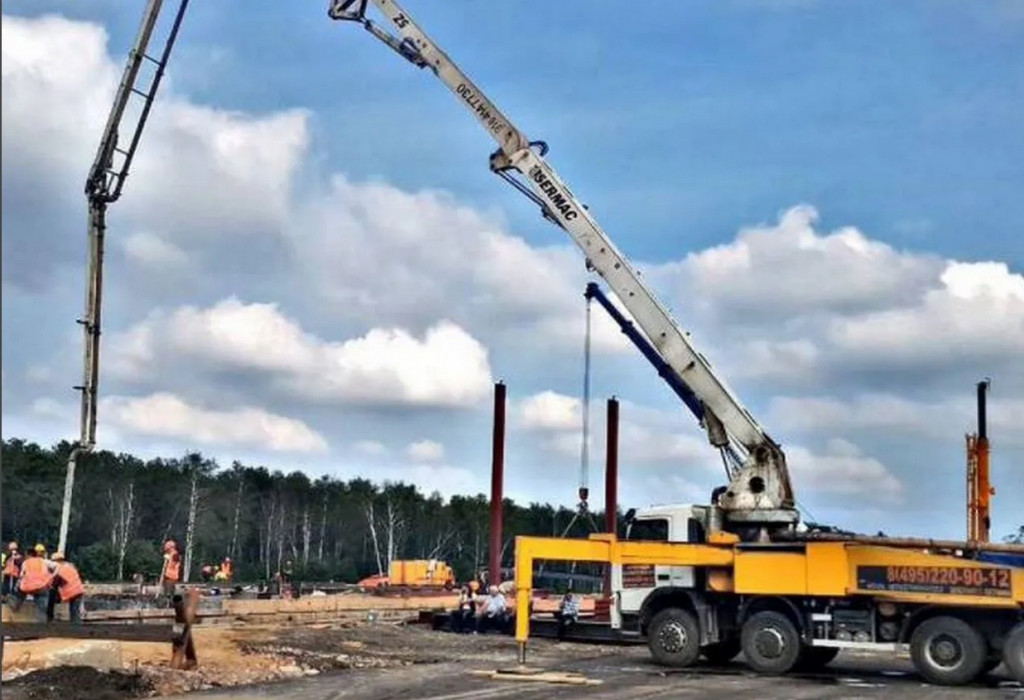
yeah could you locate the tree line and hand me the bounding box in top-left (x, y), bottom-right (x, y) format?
top-left (2, 439), bottom-right (1019, 584)
top-left (0, 439), bottom-right (604, 584)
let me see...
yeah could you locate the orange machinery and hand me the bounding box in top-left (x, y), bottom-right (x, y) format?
top-left (966, 379), bottom-right (994, 543)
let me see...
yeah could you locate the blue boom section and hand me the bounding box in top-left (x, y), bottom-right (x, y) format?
top-left (975, 551), bottom-right (1024, 569)
top-left (585, 282), bottom-right (704, 423)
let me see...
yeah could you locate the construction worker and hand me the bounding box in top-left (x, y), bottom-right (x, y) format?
top-left (160, 539), bottom-right (182, 600)
top-left (451, 584), bottom-right (477, 633)
top-left (47, 552), bottom-right (85, 623)
top-left (216, 556), bottom-right (232, 581)
top-left (2, 541), bottom-right (22, 599)
top-left (200, 563), bottom-right (214, 582)
top-left (474, 585), bottom-right (509, 634)
top-left (14, 544), bottom-right (53, 621)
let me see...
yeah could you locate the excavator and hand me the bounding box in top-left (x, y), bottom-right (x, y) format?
top-left (328, 0), bottom-right (1024, 686)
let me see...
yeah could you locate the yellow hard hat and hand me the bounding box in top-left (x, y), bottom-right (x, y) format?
top-left (34, 543), bottom-right (46, 554)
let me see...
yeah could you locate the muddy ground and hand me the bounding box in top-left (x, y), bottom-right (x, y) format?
top-left (4, 623), bottom-right (1022, 700)
top-left (1, 621), bottom-right (606, 700)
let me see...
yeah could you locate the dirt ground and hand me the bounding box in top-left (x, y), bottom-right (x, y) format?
top-left (4, 622), bottom-right (1022, 700)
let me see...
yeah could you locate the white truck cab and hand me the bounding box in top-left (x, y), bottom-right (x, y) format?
top-left (608, 504), bottom-right (711, 633)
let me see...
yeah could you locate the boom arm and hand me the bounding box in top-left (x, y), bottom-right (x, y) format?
top-left (331, 0), bottom-right (796, 526)
top-left (58, 0), bottom-right (191, 555)
top-left (585, 282), bottom-right (744, 481)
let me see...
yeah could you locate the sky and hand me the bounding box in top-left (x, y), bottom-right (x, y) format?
top-left (2, 0), bottom-right (1022, 541)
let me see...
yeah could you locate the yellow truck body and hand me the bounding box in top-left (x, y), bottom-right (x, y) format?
top-left (513, 533), bottom-right (1024, 686)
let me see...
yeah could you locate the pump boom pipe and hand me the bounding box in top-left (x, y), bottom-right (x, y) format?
top-left (331, 0), bottom-right (795, 524)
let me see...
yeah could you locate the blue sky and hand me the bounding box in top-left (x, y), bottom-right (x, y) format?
top-left (2, 0), bottom-right (1022, 541)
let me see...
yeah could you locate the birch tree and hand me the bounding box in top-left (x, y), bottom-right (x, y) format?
top-left (183, 468), bottom-right (199, 583)
top-left (229, 477), bottom-right (244, 559)
top-left (317, 490), bottom-right (328, 561)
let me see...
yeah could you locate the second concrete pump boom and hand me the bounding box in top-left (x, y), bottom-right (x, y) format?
top-left (58, 0), bottom-right (192, 554)
top-left (330, 0), bottom-right (796, 532)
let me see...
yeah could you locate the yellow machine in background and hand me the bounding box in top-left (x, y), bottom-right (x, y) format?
top-left (388, 559), bottom-right (455, 588)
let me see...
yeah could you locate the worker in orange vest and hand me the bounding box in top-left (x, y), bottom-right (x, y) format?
top-left (46, 552), bottom-right (85, 623)
top-left (216, 557), bottom-right (232, 581)
top-left (15, 544), bottom-right (54, 621)
top-left (160, 539), bottom-right (182, 600)
top-left (2, 541), bottom-right (23, 599)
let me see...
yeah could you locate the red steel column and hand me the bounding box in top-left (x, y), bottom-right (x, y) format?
top-left (605, 396), bottom-right (619, 536)
top-left (604, 397), bottom-right (619, 600)
top-left (489, 381), bottom-right (506, 585)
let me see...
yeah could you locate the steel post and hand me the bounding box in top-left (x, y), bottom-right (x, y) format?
top-left (489, 381), bottom-right (506, 586)
top-left (604, 397), bottom-right (619, 597)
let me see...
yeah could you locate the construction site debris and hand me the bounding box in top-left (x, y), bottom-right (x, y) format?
top-left (2, 666), bottom-right (153, 700)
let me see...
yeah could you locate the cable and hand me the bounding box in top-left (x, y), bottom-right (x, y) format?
top-left (579, 293), bottom-right (593, 499)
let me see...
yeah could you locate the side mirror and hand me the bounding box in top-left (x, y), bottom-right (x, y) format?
top-left (623, 508), bottom-right (636, 526)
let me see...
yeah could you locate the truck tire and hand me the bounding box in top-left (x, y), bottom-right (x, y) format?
top-left (647, 607), bottom-right (701, 668)
top-left (741, 610), bottom-right (802, 675)
top-left (795, 645), bottom-right (840, 670)
top-left (1004, 622), bottom-right (1024, 683)
top-left (910, 615), bottom-right (986, 686)
top-left (701, 638), bottom-right (741, 665)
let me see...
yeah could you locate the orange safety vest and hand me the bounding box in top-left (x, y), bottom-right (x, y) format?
top-left (163, 552), bottom-right (181, 582)
top-left (18, 557), bottom-right (52, 594)
top-left (54, 562), bottom-right (85, 602)
top-left (2, 553), bottom-right (21, 577)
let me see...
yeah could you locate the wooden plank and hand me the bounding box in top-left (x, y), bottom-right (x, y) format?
top-left (468, 669), bottom-right (602, 685)
top-left (3, 622), bottom-right (173, 642)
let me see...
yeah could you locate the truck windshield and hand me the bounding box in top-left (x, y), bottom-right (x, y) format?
top-left (626, 517), bottom-right (669, 541)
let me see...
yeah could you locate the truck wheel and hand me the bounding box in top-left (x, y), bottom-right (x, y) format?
top-left (741, 610), bottom-right (802, 675)
top-left (1004, 622), bottom-right (1024, 682)
top-left (795, 645), bottom-right (840, 670)
top-left (910, 615), bottom-right (986, 686)
top-left (647, 607), bottom-right (701, 668)
top-left (701, 638), bottom-right (741, 665)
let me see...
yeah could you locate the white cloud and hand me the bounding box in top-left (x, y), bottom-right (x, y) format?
top-left (30, 397), bottom-right (64, 418)
top-left (26, 365), bottom-right (53, 383)
top-left (673, 204), bottom-right (944, 318)
top-left (108, 297), bottom-right (494, 408)
top-left (371, 464), bottom-right (486, 500)
top-left (787, 439), bottom-right (903, 507)
top-left (825, 260), bottom-right (1024, 371)
top-left (518, 391), bottom-right (582, 431)
top-left (354, 440), bottom-right (389, 457)
top-left (121, 232), bottom-right (188, 267)
top-left (406, 439), bottom-right (445, 462)
top-left (517, 391), bottom-right (712, 468)
top-left (769, 393), bottom-right (1024, 447)
top-left (286, 174), bottom-right (630, 355)
top-left (100, 392), bottom-right (327, 453)
top-left (1, 13), bottom-right (310, 286)
top-left (649, 206), bottom-right (1024, 391)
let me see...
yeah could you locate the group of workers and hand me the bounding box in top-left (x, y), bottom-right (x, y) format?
top-left (160, 539), bottom-right (233, 598)
top-left (199, 556), bottom-right (233, 583)
top-left (450, 577), bottom-right (582, 637)
top-left (451, 581), bottom-right (512, 633)
top-left (1, 541), bottom-right (85, 622)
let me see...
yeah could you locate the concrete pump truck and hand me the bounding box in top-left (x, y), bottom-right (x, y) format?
top-left (329, 0), bottom-right (1024, 686)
